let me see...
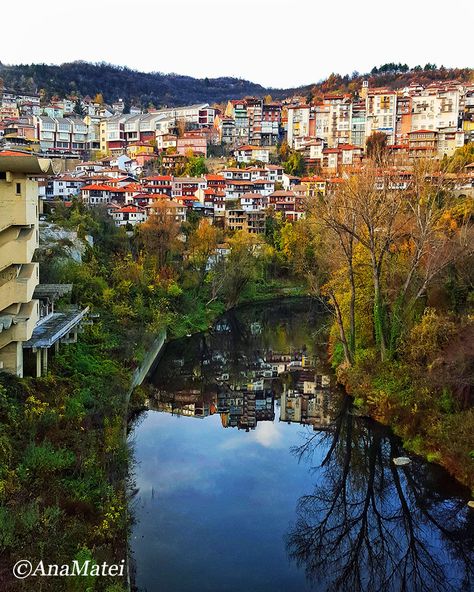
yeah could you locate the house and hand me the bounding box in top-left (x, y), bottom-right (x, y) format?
top-left (146, 199), bottom-right (186, 223)
top-left (144, 175), bottom-right (173, 196)
top-left (205, 174), bottom-right (226, 192)
top-left (261, 103), bottom-right (282, 146)
top-left (225, 209), bottom-right (266, 234)
top-left (268, 190), bottom-right (305, 220)
top-left (81, 183), bottom-right (113, 206)
top-left (234, 145), bottom-right (270, 164)
top-left (111, 205), bottom-right (146, 227)
top-left (156, 133), bottom-right (177, 151)
top-left (282, 173), bottom-right (301, 190)
top-left (265, 164), bottom-right (284, 184)
top-left (408, 129), bottom-right (438, 158)
top-left (365, 89), bottom-right (397, 144)
top-left (301, 176), bottom-right (326, 196)
top-left (127, 142), bottom-right (155, 159)
top-left (45, 176), bottom-right (86, 200)
top-left (240, 192), bottom-right (267, 211)
top-left (177, 133), bottom-right (207, 157)
top-left (172, 177), bottom-right (206, 198)
top-left (123, 182), bottom-right (144, 204)
top-left (287, 105), bottom-right (311, 148)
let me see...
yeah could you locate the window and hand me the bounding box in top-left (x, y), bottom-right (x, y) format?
top-left (16, 183), bottom-right (21, 195)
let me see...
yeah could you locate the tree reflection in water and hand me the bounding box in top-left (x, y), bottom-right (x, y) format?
top-left (286, 397), bottom-right (474, 592)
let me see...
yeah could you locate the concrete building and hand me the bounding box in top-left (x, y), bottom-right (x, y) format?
top-left (365, 90), bottom-right (397, 144)
top-left (0, 151), bottom-right (53, 375)
top-left (287, 106), bottom-right (311, 147)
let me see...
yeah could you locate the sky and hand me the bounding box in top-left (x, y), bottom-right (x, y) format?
top-left (1, 0), bottom-right (473, 88)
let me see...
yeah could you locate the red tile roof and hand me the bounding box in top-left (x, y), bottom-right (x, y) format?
top-left (0, 150), bottom-right (31, 157)
top-left (81, 184), bottom-right (113, 191)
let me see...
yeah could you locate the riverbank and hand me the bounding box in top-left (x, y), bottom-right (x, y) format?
top-left (0, 324), bottom-right (131, 591)
top-left (336, 332), bottom-right (474, 493)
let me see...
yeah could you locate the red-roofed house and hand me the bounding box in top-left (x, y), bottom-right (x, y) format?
top-left (111, 206), bottom-right (147, 227)
top-left (81, 184), bottom-right (113, 206)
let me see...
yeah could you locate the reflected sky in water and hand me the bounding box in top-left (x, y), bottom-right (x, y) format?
top-left (131, 411), bottom-right (323, 592)
top-left (129, 299), bottom-right (473, 592)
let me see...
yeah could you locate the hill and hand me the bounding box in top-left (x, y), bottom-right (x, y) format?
top-left (0, 61), bottom-right (472, 108)
top-left (0, 61), bottom-right (269, 107)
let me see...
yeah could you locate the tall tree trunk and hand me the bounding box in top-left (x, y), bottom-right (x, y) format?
top-left (372, 268), bottom-right (387, 361)
top-left (330, 291), bottom-right (353, 366)
top-left (348, 266), bottom-right (356, 357)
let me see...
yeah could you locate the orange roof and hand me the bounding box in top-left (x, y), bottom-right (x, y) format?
top-left (123, 182), bottom-right (143, 191)
top-left (0, 150), bottom-right (31, 157)
top-left (151, 192), bottom-right (172, 199)
top-left (81, 184), bottom-right (113, 191)
top-left (145, 175), bottom-right (173, 181)
top-left (236, 145), bottom-right (267, 151)
top-left (338, 144), bottom-right (359, 150)
top-left (115, 206), bottom-right (144, 213)
top-left (302, 176), bottom-right (325, 182)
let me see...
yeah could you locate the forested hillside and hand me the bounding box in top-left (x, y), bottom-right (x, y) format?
top-left (0, 61), bottom-right (268, 107)
top-left (0, 60), bottom-right (472, 108)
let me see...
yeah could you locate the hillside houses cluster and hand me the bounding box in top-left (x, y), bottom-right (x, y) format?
top-left (39, 157), bottom-right (334, 229)
top-left (287, 81), bottom-right (474, 164)
top-left (40, 150), bottom-right (474, 233)
top-left (2, 80), bottom-right (473, 165)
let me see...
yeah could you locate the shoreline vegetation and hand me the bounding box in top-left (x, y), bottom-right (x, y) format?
top-left (0, 150), bottom-right (473, 589)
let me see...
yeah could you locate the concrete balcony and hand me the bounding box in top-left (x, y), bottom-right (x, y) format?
top-left (0, 263), bottom-right (39, 310)
top-left (0, 299), bottom-right (39, 349)
top-left (0, 197), bottom-right (38, 233)
top-left (0, 226), bottom-right (38, 272)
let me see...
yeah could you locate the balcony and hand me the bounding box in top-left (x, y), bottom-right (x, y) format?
top-left (0, 227), bottom-right (38, 272)
top-left (0, 197), bottom-right (37, 233)
top-left (0, 300), bottom-right (39, 349)
top-left (0, 263), bottom-right (39, 311)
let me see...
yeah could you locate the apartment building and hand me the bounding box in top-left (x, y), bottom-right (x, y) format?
top-left (287, 105), bottom-right (311, 147)
top-left (225, 208), bottom-right (266, 234)
top-left (365, 90), bottom-right (397, 144)
top-left (35, 116), bottom-right (89, 153)
top-left (176, 133), bottom-right (207, 157)
top-left (0, 151), bottom-right (53, 375)
top-left (99, 114), bottom-right (131, 154)
top-left (262, 103), bottom-right (282, 146)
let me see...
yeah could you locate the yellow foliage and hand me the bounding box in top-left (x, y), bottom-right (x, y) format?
top-left (24, 396), bottom-right (50, 421)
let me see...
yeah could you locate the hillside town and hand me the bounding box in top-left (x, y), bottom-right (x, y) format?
top-left (1, 78), bottom-right (474, 235)
top-left (1, 36), bottom-right (474, 592)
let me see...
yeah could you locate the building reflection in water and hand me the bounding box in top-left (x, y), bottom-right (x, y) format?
top-left (148, 329), bottom-right (335, 433)
top-left (140, 302), bottom-right (474, 592)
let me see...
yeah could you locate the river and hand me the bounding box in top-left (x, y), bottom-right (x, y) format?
top-left (129, 299), bottom-right (474, 592)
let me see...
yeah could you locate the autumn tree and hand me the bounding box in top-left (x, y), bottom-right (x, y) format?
top-left (139, 202), bottom-right (183, 272)
top-left (318, 160), bottom-right (473, 362)
top-left (212, 232), bottom-right (269, 308)
top-left (185, 155), bottom-right (207, 177)
top-left (186, 219), bottom-right (220, 292)
top-left (283, 150), bottom-right (305, 176)
top-left (366, 131), bottom-right (388, 166)
top-left (310, 189), bottom-right (359, 364)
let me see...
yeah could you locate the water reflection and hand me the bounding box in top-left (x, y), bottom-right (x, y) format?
top-left (131, 299), bottom-right (473, 592)
top-left (287, 397), bottom-right (474, 592)
top-left (148, 300), bottom-right (333, 430)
